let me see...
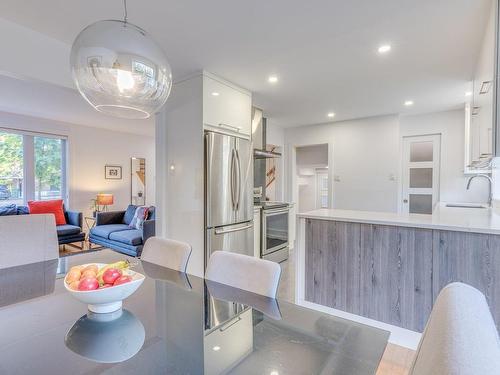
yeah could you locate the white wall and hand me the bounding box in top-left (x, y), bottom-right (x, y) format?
top-left (296, 144), bottom-right (328, 165)
top-left (400, 109), bottom-right (488, 203)
top-left (284, 109), bottom-right (489, 214)
top-left (0, 17), bottom-right (72, 88)
top-left (155, 74), bottom-right (205, 277)
top-left (0, 111), bottom-right (155, 218)
top-left (286, 115), bottom-right (400, 213)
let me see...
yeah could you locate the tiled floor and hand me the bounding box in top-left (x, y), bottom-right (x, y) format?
top-left (277, 249), bottom-right (415, 374)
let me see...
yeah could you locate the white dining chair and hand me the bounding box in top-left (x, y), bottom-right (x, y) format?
top-left (141, 237), bottom-right (192, 272)
top-left (205, 251), bottom-right (282, 298)
top-left (409, 282), bottom-right (500, 375)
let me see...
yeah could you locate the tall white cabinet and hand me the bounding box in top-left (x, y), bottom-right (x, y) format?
top-left (155, 71), bottom-right (252, 277)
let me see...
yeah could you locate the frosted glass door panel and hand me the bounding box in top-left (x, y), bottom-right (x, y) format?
top-left (409, 168), bottom-right (433, 188)
top-left (402, 134), bottom-right (440, 214)
top-left (410, 142), bottom-right (433, 162)
top-left (409, 194), bottom-right (433, 214)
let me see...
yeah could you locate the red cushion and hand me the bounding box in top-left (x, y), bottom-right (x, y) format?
top-left (28, 199), bottom-right (66, 225)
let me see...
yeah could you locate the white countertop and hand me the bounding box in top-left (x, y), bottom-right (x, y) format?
top-left (298, 204), bottom-right (500, 235)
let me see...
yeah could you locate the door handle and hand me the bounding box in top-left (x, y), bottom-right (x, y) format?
top-left (215, 223), bottom-right (253, 235)
top-left (403, 199), bottom-right (408, 203)
top-left (230, 149), bottom-right (237, 210)
top-left (219, 316), bottom-right (242, 332)
top-left (235, 149), bottom-right (242, 210)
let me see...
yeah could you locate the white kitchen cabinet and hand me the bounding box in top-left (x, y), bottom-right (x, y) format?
top-left (253, 207), bottom-right (261, 258)
top-left (289, 203), bottom-right (296, 249)
top-left (204, 309), bottom-right (253, 375)
top-left (203, 74), bottom-right (252, 137)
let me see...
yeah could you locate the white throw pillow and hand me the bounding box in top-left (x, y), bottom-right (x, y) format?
top-left (129, 206), bottom-right (149, 229)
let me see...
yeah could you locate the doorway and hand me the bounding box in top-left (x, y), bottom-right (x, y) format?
top-left (401, 134), bottom-right (441, 214)
top-left (295, 144), bottom-right (329, 212)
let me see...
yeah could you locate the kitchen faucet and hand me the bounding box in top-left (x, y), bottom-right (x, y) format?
top-left (466, 174), bottom-right (493, 206)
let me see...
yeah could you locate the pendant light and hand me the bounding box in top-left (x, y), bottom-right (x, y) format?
top-left (70, 0), bottom-right (172, 119)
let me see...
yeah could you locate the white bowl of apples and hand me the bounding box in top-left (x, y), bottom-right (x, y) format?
top-left (64, 261), bottom-right (145, 313)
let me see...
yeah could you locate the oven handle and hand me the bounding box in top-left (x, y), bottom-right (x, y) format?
top-left (215, 223), bottom-right (253, 235)
top-left (263, 207), bottom-right (290, 216)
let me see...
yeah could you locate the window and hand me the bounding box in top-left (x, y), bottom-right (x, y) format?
top-left (0, 132), bottom-right (23, 205)
top-left (316, 169), bottom-right (329, 209)
top-left (0, 129), bottom-right (67, 204)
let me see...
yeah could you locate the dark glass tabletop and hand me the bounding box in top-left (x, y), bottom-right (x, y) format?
top-left (0, 250), bottom-right (389, 374)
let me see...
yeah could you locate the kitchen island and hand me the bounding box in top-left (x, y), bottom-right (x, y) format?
top-left (296, 205), bottom-right (500, 332)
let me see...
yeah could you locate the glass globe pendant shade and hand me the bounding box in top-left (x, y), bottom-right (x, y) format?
top-left (70, 20), bottom-right (172, 119)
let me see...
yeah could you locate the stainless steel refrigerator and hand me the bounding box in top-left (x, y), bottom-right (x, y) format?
top-left (205, 130), bottom-right (253, 264)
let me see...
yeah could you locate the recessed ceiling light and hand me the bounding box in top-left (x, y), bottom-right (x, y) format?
top-left (211, 92), bottom-right (220, 96)
top-left (465, 91), bottom-right (472, 97)
top-left (268, 75), bottom-right (278, 83)
top-left (327, 112), bottom-right (335, 118)
top-left (378, 44), bottom-right (391, 54)
top-left (404, 100), bottom-right (414, 106)
top-left (212, 346), bottom-right (221, 351)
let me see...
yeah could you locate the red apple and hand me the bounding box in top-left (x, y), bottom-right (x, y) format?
top-left (102, 268), bottom-right (122, 284)
top-left (113, 275), bottom-right (132, 286)
top-left (78, 277), bottom-right (99, 291)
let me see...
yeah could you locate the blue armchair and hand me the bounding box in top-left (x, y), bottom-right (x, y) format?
top-left (89, 205), bottom-right (156, 257)
top-left (59, 209), bottom-right (86, 246)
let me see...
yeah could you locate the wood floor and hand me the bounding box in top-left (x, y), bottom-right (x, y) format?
top-left (376, 344), bottom-right (415, 375)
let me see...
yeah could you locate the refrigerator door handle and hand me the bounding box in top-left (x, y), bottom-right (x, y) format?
top-left (230, 148), bottom-right (237, 210)
top-left (215, 223), bottom-right (253, 235)
top-left (235, 149), bottom-right (242, 210)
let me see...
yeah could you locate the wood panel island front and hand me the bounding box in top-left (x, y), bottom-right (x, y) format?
top-left (296, 206), bottom-right (500, 332)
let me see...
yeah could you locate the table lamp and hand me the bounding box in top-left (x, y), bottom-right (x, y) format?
top-left (96, 193), bottom-right (114, 212)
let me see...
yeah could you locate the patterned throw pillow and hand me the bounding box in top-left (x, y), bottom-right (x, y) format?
top-left (129, 206), bottom-right (149, 229)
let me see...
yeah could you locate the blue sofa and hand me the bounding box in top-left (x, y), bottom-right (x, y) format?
top-left (0, 203), bottom-right (85, 246)
top-left (89, 205), bottom-right (155, 257)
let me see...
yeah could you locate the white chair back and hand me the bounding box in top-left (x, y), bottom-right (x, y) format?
top-left (141, 237), bottom-right (192, 272)
top-left (409, 282), bottom-right (500, 375)
top-left (0, 214), bottom-right (58, 269)
top-left (205, 251), bottom-right (281, 298)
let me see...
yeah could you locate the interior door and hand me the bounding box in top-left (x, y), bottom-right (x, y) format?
top-left (402, 135), bottom-right (441, 214)
top-left (206, 131), bottom-right (236, 227)
top-left (234, 137), bottom-right (252, 223)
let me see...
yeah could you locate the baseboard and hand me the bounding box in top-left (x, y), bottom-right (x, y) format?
top-left (297, 299), bottom-right (421, 350)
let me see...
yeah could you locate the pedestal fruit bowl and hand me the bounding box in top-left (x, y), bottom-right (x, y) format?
top-left (64, 261), bottom-right (145, 313)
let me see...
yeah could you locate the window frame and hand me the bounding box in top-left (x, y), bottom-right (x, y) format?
top-left (0, 127), bottom-right (68, 205)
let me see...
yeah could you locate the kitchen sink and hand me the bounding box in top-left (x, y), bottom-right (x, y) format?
top-left (445, 203), bottom-right (487, 209)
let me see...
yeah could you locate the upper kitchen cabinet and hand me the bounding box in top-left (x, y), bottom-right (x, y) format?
top-left (464, 1), bottom-right (496, 173)
top-left (203, 73), bottom-right (252, 137)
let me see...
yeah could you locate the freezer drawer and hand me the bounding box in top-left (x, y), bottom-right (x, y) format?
top-left (206, 221), bottom-right (254, 261)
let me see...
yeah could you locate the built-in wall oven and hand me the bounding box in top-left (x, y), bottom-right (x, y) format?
top-left (261, 204), bottom-right (289, 263)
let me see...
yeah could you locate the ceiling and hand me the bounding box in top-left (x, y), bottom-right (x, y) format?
top-left (0, 0), bottom-right (493, 128)
top-left (0, 74), bottom-right (154, 135)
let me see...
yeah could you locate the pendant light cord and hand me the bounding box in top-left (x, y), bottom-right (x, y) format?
top-left (123, 0), bottom-right (128, 24)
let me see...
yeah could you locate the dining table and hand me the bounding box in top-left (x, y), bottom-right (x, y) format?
top-left (0, 249), bottom-right (389, 374)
